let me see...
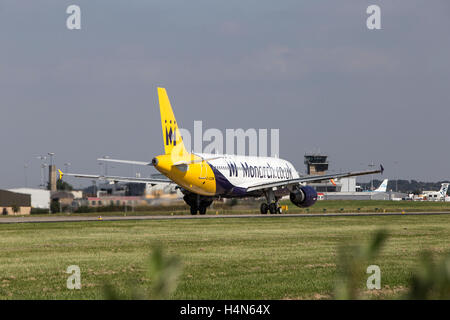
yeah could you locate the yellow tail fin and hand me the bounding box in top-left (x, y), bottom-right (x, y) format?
top-left (157, 87), bottom-right (188, 156)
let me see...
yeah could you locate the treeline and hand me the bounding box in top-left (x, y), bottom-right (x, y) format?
top-left (360, 180), bottom-right (450, 194)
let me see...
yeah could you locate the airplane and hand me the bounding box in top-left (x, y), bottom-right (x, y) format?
top-left (59, 87), bottom-right (384, 215)
top-left (421, 183), bottom-right (449, 201)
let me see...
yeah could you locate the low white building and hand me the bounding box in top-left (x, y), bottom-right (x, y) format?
top-left (307, 177), bottom-right (357, 192)
top-left (8, 188), bottom-right (51, 209)
top-left (70, 190), bottom-right (83, 199)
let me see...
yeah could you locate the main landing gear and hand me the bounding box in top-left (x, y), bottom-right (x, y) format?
top-left (190, 205), bottom-right (208, 215)
top-left (184, 193), bottom-right (212, 215)
top-left (260, 203), bottom-right (282, 214)
top-left (260, 190), bottom-right (283, 214)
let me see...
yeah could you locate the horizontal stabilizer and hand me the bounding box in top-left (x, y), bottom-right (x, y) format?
top-left (172, 154), bottom-right (224, 166)
top-left (96, 158), bottom-right (152, 166)
top-left (58, 169), bottom-right (172, 185)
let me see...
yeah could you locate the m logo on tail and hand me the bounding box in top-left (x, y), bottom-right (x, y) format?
top-left (158, 87), bottom-right (187, 156)
top-left (165, 126), bottom-right (176, 146)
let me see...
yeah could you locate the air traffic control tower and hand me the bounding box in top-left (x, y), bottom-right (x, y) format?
top-left (304, 153), bottom-right (329, 175)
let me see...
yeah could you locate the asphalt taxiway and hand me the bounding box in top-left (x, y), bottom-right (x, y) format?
top-left (0, 212), bottom-right (449, 224)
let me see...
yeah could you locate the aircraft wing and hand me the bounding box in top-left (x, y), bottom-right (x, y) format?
top-left (246, 165), bottom-right (384, 192)
top-left (95, 156), bottom-right (226, 168)
top-left (59, 170), bottom-right (173, 185)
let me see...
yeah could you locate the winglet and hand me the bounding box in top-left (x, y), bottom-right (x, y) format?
top-left (58, 169), bottom-right (64, 180)
top-left (380, 165), bottom-right (384, 174)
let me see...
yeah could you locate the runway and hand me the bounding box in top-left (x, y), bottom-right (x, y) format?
top-left (1, 211), bottom-right (449, 224)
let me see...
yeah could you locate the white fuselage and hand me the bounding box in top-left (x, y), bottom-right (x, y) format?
top-left (197, 153), bottom-right (299, 196)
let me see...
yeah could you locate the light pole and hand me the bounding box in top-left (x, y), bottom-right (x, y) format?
top-left (103, 156), bottom-right (110, 176)
top-left (40, 163), bottom-right (48, 189)
top-left (368, 161), bottom-right (375, 191)
top-left (394, 161), bottom-right (399, 192)
top-left (36, 155), bottom-right (46, 164)
top-left (36, 156), bottom-right (47, 188)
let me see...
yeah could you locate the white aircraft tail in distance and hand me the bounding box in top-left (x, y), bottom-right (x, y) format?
top-left (433, 183), bottom-right (449, 201)
top-left (440, 183), bottom-right (449, 198)
top-left (374, 179), bottom-right (389, 192)
top-left (59, 88), bottom-right (384, 215)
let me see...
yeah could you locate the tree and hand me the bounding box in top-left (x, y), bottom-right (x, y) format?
top-left (57, 180), bottom-right (73, 191)
top-left (50, 199), bottom-right (60, 213)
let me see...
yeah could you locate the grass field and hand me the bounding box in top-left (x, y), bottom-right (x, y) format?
top-left (280, 199), bottom-right (450, 214)
top-left (0, 214), bottom-right (449, 299)
top-left (6, 200), bottom-right (450, 218)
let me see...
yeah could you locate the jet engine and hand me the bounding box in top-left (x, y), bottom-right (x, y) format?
top-left (289, 186), bottom-right (318, 208)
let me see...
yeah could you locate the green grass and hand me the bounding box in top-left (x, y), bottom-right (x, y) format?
top-left (0, 214), bottom-right (449, 299)
top-left (4, 200), bottom-right (450, 218)
top-left (279, 200), bottom-right (450, 214)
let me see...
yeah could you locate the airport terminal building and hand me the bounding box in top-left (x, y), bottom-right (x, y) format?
top-left (304, 153), bottom-right (358, 192)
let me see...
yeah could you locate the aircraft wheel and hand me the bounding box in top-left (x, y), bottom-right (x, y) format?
top-left (269, 203), bottom-right (277, 214)
top-left (277, 206), bottom-right (283, 214)
top-left (190, 206), bottom-right (198, 215)
top-left (199, 207), bottom-right (207, 215)
top-left (260, 203), bottom-right (268, 214)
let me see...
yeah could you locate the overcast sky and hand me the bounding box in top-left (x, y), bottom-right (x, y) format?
top-left (1, 0), bottom-right (449, 189)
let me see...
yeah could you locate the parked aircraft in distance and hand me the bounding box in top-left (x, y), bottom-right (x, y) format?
top-left (362, 179), bottom-right (389, 192)
top-left (59, 88), bottom-right (383, 215)
top-left (421, 183), bottom-right (449, 201)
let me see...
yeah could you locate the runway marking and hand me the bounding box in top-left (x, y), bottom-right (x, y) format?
top-left (1, 212), bottom-right (450, 224)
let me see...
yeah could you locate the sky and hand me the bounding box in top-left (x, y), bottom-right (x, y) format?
top-left (1, 0), bottom-right (450, 189)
